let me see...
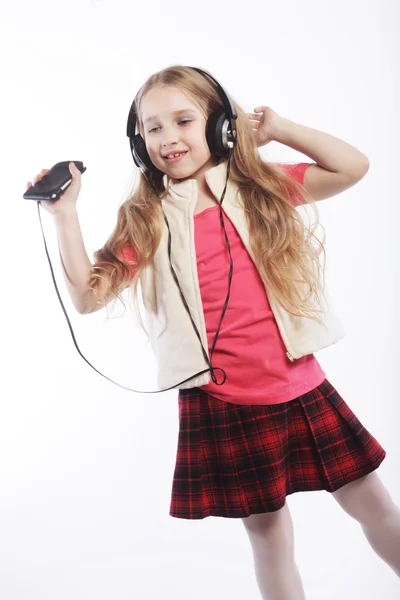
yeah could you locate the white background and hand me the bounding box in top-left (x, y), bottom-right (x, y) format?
top-left (1, 0), bottom-right (399, 598)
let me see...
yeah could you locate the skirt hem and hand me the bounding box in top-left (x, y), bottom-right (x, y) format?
top-left (169, 457), bottom-right (386, 520)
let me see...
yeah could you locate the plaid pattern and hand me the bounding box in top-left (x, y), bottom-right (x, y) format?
top-left (170, 378), bottom-right (386, 520)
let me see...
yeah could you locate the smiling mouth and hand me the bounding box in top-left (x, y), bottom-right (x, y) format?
top-left (164, 151), bottom-right (188, 160)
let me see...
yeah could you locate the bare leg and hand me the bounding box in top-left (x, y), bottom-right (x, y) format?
top-left (242, 502), bottom-right (306, 600)
top-left (332, 471), bottom-right (400, 578)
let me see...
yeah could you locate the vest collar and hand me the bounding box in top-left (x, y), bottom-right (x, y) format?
top-left (161, 160), bottom-right (233, 210)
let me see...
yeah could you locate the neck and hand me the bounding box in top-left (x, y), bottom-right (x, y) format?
top-left (171, 156), bottom-right (219, 193)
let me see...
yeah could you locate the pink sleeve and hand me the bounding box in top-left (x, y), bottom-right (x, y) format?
top-left (119, 243), bottom-right (138, 278)
top-left (274, 162), bottom-right (312, 206)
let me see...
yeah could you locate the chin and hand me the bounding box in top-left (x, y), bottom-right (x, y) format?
top-left (166, 163), bottom-right (201, 180)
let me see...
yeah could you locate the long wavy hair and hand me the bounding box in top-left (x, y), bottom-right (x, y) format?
top-left (86, 65), bottom-right (327, 330)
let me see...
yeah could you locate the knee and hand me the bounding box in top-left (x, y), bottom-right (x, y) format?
top-left (333, 472), bottom-right (394, 526)
top-left (242, 504), bottom-right (294, 557)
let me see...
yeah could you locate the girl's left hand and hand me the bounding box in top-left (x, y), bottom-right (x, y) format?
top-left (246, 106), bottom-right (281, 147)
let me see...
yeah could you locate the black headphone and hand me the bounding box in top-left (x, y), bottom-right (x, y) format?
top-left (126, 66), bottom-right (238, 177)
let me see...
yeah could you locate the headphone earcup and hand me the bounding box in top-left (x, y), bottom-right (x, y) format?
top-left (132, 133), bottom-right (161, 174)
top-left (206, 110), bottom-right (231, 157)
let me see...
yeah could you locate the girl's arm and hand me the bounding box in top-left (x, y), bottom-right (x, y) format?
top-left (271, 117), bottom-right (370, 202)
top-left (53, 209), bottom-right (112, 314)
top-left (248, 107), bottom-right (370, 202)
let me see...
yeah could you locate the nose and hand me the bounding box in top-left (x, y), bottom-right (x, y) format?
top-left (161, 125), bottom-right (180, 148)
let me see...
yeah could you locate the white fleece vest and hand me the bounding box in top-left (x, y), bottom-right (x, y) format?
top-left (140, 160), bottom-right (345, 390)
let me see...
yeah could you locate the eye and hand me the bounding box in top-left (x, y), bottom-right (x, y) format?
top-left (148, 119), bottom-right (192, 134)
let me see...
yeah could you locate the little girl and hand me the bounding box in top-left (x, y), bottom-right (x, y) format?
top-left (28, 65), bottom-right (400, 599)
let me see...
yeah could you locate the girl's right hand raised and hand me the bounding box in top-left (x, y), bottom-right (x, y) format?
top-left (26, 162), bottom-right (82, 216)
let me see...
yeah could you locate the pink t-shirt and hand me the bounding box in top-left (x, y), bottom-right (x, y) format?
top-left (122, 163), bottom-right (326, 405)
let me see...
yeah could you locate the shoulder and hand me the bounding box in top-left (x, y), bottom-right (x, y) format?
top-left (272, 162), bottom-right (313, 185)
top-left (269, 162), bottom-right (314, 206)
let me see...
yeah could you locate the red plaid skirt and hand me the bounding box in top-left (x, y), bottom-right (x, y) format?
top-left (170, 378), bottom-right (386, 520)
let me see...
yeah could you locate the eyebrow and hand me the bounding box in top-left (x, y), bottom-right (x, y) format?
top-left (144, 109), bottom-right (197, 125)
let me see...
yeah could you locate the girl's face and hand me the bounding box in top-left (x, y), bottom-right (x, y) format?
top-left (140, 85), bottom-right (217, 183)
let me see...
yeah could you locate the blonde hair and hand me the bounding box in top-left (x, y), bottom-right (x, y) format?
top-left (86, 65), bottom-right (327, 330)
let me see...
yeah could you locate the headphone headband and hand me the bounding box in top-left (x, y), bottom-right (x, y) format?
top-left (189, 66), bottom-right (237, 123)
